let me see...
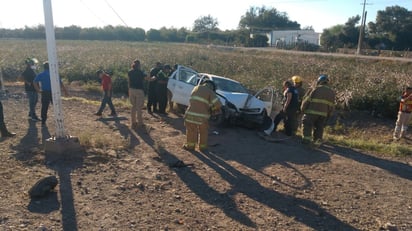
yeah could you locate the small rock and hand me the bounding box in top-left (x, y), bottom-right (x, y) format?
top-left (38, 224), bottom-right (48, 231)
top-left (381, 222), bottom-right (398, 231)
top-left (28, 176), bottom-right (58, 198)
top-left (136, 182), bottom-right (145, 191)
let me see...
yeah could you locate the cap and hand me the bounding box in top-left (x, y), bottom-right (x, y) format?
top-left (25, 58), bottom-right (38, 65)
top-left (43, 61), bottom-right (49, 70)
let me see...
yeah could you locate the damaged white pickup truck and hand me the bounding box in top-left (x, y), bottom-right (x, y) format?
top-left (167, 65), bottom-right (283, 128)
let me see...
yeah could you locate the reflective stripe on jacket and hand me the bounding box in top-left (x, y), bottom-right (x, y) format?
top-left (399, 93), bottom-right (412, 113)
top-left (185, 85), bottom-right (222, 124)
top-left (301, 85), bottom-right (335, 118)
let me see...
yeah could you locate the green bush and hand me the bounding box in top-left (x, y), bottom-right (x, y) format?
top-left (349, 77), bottom-right (400, 118)
top-left (112, 75), bottom-right (128, 96)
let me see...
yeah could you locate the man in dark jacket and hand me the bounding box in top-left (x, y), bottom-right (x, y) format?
top-left (155, 65), bottom-right (171, 115)
top-left (128, 59), bottom-right (148, 129)
top-left (147, 62), bottom-right (162, 113)
top-left (20, 58), bottom-right (40, 121)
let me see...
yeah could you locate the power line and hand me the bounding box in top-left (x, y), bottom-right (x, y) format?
top-left (104, 0), bottom-right (129, 27)
top-left (79, 0), bottom-right (108, 26)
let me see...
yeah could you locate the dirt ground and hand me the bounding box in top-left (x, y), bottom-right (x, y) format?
top-left (1, 84), bottom-right (412, 231)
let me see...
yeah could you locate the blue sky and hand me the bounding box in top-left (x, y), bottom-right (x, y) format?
top-left (0, 0), bottom-right (411, 32)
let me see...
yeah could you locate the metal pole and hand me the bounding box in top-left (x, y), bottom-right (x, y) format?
top-left (43, 0), bottom-right (66, 138)
top-left (356, 0), bottom-right (367, 55)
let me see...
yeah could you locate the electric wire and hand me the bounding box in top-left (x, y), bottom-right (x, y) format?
top-left (79, 0), bottom-right (108, 26)
top-left (104, 0), bottom-right (129, 27)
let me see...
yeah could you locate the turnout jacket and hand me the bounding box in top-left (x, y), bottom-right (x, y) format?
top-left (301, 84), bottom-right (335, 118)
top-left (185, 85), bottom-right (222, 125)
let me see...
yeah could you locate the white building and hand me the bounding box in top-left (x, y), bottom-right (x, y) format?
top-left (266, 30), bottom-right (321, 47)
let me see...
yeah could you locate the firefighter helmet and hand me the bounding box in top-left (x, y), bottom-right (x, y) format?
top-left (291, 75), bottom-right (302, 83)
top-left (317, 74), bottom-right (329, 84)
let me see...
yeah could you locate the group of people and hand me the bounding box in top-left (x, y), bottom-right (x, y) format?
top-left (21, 58), bottom-right (68, 126)
top-left (93, 60), bottom-right (174, 130)
top-left (263, 74), bottom-right (336, 146)
top-left (0, 57), bottom-right (68, 138)
top-left (146, 62), bottom-right (173, 115)
top-left (262, 74), bottom-right (412, 146)
top-left (1, 59), bottom-right (411, 152)
top-left (182, 73), bottom-right (337, 151)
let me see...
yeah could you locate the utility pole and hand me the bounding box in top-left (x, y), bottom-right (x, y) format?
top-left (43, 0), bottom-right (80, 155)
top-left (356, 0), bottom-right (369, 55)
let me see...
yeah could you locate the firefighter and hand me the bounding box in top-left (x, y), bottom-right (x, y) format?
top-left (301, 74), bottom-right (335, 145)
top-left (291, 75), bottom-right (306, 133)
top-left (183, 80), bottom-right (222, 152)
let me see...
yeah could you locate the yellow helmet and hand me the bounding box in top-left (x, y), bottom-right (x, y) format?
top-left (291, 75), bottom-right (302, 83)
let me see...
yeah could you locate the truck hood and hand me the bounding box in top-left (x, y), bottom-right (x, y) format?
top-left (217, 91), bottom-right (265, 114)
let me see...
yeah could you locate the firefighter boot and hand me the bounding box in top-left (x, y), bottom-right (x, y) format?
top-left (0, 123), bottom-right (16, 138)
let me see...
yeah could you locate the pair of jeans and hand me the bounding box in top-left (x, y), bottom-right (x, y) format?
top-left (147, 82), bottom-right (158, 112)
top-left (0, 101), bottom-right (4, 125)
top-left (97, 91), bottom-right (116, 114)
top-left (26, 91), bottom-right (38, 117)
top-left (41, 91), bottom-right (52, 123)
top-left (273, 109), bottom-right (298, 136)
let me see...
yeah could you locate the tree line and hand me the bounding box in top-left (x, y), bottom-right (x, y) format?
top-left (321, 5), bottom-right (412, 52)
top-left (0, 5), bottom-right (410, 51)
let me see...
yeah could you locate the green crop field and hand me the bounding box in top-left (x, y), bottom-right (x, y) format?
top-left (1, 39), bottom-right (411, 117)
top-left (1, 39), bottom-right (411, 155)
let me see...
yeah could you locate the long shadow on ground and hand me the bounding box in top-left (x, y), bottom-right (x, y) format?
top-left (156, 145), bottom-right (356, 230)
top-left (321, 144), bottom-right (412, 181)
top-left (196, 150), bottom-right (356, 230)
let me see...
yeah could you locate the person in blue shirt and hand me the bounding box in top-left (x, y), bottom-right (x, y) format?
top-left (33, 61), bottom-right (68, 125)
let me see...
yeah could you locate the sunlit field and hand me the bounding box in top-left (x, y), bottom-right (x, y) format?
top-left (1, 39), bottom-right (411, 115)
top-left (1, 39), bottom-right (412, 155)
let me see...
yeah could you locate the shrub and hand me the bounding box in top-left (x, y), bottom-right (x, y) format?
top-left (112, 75), bottom-right (128, 96)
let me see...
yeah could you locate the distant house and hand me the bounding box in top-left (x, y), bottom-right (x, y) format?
top-left (266, 30), bottom-right (321, 47)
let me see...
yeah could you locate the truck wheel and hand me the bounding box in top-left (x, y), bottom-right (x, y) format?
top-left (210, 108), bottom-right (228, 127)
top-left (176, 103), bottom-right (187, 114)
